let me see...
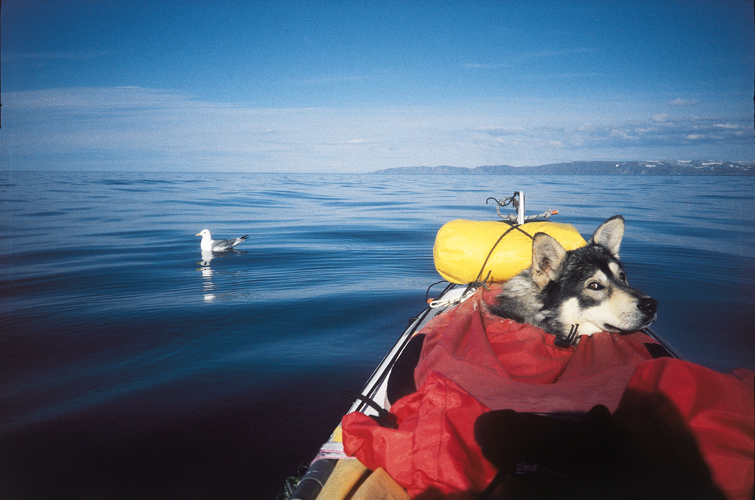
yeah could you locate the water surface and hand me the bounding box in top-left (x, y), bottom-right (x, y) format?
top-left (1, 172), bottom-right (753, 499)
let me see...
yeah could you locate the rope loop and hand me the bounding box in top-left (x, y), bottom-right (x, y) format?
top-left (486, 193), bottom-right (520, 220)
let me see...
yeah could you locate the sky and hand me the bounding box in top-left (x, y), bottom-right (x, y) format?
top-left (1, 0), bottom-right (753, 173)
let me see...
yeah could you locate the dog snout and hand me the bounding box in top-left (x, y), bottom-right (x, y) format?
top-left (638, 297), bottom-right (658, 316)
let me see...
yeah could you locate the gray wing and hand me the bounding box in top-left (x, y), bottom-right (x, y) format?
top-left (211, 235), bottom-right (249, 251)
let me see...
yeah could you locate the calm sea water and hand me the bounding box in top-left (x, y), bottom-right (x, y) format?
top-left (1, 171), bottom-right (754, 499)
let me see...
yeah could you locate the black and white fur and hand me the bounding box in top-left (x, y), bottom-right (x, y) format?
top-left (490, 216), bottom-right (657, 342)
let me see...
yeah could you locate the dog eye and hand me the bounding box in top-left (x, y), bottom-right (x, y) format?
top-left (587, 281), bottom-right (604, 291)
top-left (618, 272), bottom-right (626, 281)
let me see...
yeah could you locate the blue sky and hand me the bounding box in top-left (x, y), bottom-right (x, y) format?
top-left (1, 0), bottom-right (753, 172)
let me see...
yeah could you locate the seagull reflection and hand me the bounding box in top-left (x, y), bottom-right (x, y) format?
top-left (197, 249), bottom-right (246, 303)
top-left (198, 250), bottom-right (216, 302)
top-left (200, 250), bottom-right (215, 267)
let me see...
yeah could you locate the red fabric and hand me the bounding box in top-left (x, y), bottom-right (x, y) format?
top-left (343, 373), bottom-right (496, 499)
top-left (341, 286), bottom-right (755, 500)
top-left (623, 358), bottom-right (754, 500)
top-left (415, 284), bottom-right (656, 414)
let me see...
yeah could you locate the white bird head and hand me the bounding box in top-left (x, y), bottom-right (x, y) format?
top-left (196, 229), bottom-right (211, 239)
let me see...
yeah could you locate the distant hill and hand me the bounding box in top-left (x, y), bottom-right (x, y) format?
top-left (372, 161), bottom-right (754, 175)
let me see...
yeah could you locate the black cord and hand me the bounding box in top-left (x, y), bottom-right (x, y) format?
top-left (474, 224), bottom-right (536, 284)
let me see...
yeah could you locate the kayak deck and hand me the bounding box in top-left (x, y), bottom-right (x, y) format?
top-left (285, 281), bottom-right (689, 500)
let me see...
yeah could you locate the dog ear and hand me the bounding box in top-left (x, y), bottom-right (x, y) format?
top-left (590, 215), bottom-right (624, 258)
top-left (531, 233), bottom-right (566, 288)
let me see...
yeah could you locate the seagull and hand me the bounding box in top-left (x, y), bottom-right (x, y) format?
top-left (196, 229), bottom-right (249, 252)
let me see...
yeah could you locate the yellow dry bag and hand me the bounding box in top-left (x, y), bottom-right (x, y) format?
top-left (433, 220), bottom-right (587, 284)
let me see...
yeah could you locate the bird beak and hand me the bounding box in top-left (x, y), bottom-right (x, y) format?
top-left (195, 232), bottom-right (202, 237)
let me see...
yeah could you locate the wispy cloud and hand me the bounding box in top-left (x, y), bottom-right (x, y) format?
top-left (463, 62), bottom-right (511, 70)
top-left (474, 126), bottom-right (525, 135)
top-left (517, 47), bottom-right (599, 60)
top-left (598, 118), bottom-right (737, 145)
top-left (337, 139), bottom-right (371, 145)
top-left (1, 50), bottom-right (110, 63)
top-left (2, 86), bottom-right (751, 172)
top-left (472, 116), bottom-right (752, 158)
top-left (464, 47), bottom-right (598, 71)
top-left (531, 72), bottom-right (604, 79)
top-left (286, 74), bottom-right (371, 86)
top-left (713, 123), bottom-right (741, 130)
top-left (1, 87), bottom-right (437, 171)
top-left (668, 98), bottom-right (699, 106)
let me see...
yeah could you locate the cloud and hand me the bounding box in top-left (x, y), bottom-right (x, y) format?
top-left (517, 47), bottom-right (599, 60)
top-left (1, 50), bottom-right (110, 63)
top-left (287, 74), bottom-right (371, 86)
top-left (472, 115), bottom-right (752, 155)
top-left (339, 139), bottom-right (370, 145)
top-left (473, 126), bottom-right (525, 135)
top-left (463, 63), bottom-right (510, 70)
top-left (2, 86), bottom-right (752, 172)
top-left (464, 48), bottom-right (599, 74)
top-left (713, 123), bottom-right (743, 131)
top-left (1, 87), bottom-right (460, 171)
top-left (668, 98), bottom-right (699, 106)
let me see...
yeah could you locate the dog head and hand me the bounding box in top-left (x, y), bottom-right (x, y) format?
top-left (531, 216), bottom-right (658, 337)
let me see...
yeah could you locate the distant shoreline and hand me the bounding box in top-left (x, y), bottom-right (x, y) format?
top-left (372, 161), bottom-right (754, 175)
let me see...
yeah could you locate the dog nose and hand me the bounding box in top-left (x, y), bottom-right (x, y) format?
top-left (638, 297), bottom-right (658, 316)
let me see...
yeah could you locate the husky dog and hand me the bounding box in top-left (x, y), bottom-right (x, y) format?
top-left (490, 216), bottom-right (657, 344)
